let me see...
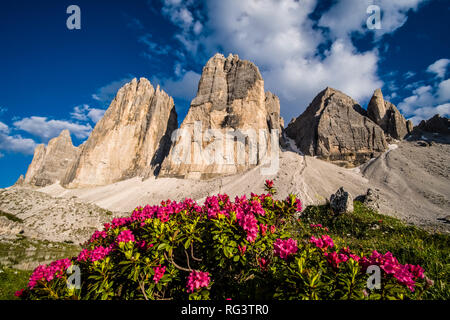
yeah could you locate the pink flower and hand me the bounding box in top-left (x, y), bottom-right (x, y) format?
top-left (89, 230), bottom-right (108, 243)
top-left (238, 245), bottom-right (247, 256)
top-left (273, 238), bottom-right (298, 260)
top-left (270, 225), bottom-right (276, 234)
top-left (27, 259), bottom-right (72, 289)
top-left (14, 289), bottom-right (24, 297)
top-left (324, 252), bottom-right (349, 268)
top-left (265, 180), bottom-right (274, 188)
top-left (153, 265), bottom-right (166, 284)
top-left (309, 235), bottom-right (334, 250)
top-left (259, 257), bottom-right (268, 270)
top-left (260, 224), bottom-right (268, 236)
top-left (116, 229), bottom-right (135, 243)
top-left (186, 270), bottom-right (211, 293)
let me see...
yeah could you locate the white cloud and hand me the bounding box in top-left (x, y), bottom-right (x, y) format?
top-left (153, 0), bottom-right (430, 122)
top-left (0, 122), bottom-right (37, 155)
top-left (398, 76), bottom-right (450, 124)
top-left (437, 78), bottom-right (450, 102)
top-left (0, 121), bottom-right (9, 134)
top-left (71, 104), bottom-right (105, 123)
top-left (426, 58), bottom-right (450, 78)
top-left (13, 116), bottom-right (92, 142)
top-left (192, 0), bottom-right (383, 121)
top-left (318, 0), bottom-right (428, 40)
top-left (87, 108), bottom-right (106, 123)
top-left (408, 103), bottom-right (450, 124)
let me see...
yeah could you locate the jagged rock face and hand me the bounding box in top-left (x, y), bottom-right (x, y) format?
top-left (63, 78), bottom-right (177, 188)
top-left (330, 187), bottom-right (354, 214)
top-left (24, 130), bottom-right (79, 187)
top-left (265, 91), bottom-right (284, 134)
top-left (414, 114), bottom-right (450, 135)
top-left (367, 89), bottom-right (413, 140)
top-left (159, 53), bottom-right (283, 179)
top-left (286, 88), bottom-right (388, 167)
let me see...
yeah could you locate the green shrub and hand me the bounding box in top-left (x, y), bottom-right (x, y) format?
top-left (16, 182), bottom-right (430, 300)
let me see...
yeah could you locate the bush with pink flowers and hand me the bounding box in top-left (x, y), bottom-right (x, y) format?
top-left (15, 182), bottom-right (430, 300)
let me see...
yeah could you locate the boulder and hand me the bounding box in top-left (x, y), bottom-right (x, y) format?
top-left (367, 89), bottom-right (413, 140)
top-left (330, 187), bottom-right (354, 214)
top-left (286, 87), bottom-right (388, 167)
top-left (356, 188), bottom-right (380, 211)
top-left (63, 78), bottom-right (178, 187)
top-left (159, 53), bottom-right (283, 179)
top-left (24, 130), bottom-right (80, 187)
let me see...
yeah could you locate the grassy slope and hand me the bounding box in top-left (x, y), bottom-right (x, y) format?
top-left (0, 237), bottom-right (80, 300)
top-left (300, 201), bottom-right (450, 299)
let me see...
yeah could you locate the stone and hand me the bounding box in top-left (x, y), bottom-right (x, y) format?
top-left (63, 78), bottom-right (177, 187)
top-left (330, 187), bottom-right (354, 214)
top-left (24, 130), bottom-right (80, 187)
top-left (159, 53), bottom-right (283, 179)
top-left (285, 87), bottom-right (388, 167)
top-left (362, 188), bottom-right (380, 211)
top-left (367, 89), bottom-right (412, 140)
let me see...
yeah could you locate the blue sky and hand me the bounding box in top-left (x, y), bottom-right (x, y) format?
top-left (0, 0), bottom-right (449, 188)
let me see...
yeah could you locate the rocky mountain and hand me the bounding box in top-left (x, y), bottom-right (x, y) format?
top-left (367, 88), bottom-right (413, 141)
top-left (414, 114), bottom-right (450, 135)
top-left (62, 78), bottom-right (177, 188)
top-left (159, 53), bottom-right (283, 179)
top-left (24, 130), bottom-right (79, 187)
top-left (285, 87), bottom-right (388, 167)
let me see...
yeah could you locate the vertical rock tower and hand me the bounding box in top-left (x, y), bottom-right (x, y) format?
top-left (159, 53), bottom-right (283, 179)
top-left (367, 89), bottom-right (413, 140)
top-left (62, 78), bottom-right (177, 187)
top-left (24, 130), bottom-right (80, 186)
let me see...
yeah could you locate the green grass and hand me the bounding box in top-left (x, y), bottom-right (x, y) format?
top-left (300, 201), bottom-right (450, 299)
top-left (0, 237), bottom-right (80, 300)
top-left (0, 267), bottom-right (29, 300)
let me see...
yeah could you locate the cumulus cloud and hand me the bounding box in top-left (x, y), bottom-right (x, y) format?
top-left (398, 78), bottom-right (450, 124)
top-left (426, 58), bottom-right (450, 78)
top-left (318, 0), bottom-right (428, 40)
top-left (71, 104), bottom-right (105, 123)
top-left (150, 0), bottom-right (431, 122)
top-left (0, 121), bottom-right (37, 155)
top-left (13, 116), bottom-right (92, 142)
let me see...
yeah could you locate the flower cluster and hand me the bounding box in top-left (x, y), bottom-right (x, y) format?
top-left (309, 235), bottom-right (334, 250)
top-left (324, 251), bottom-right (349, 268)
top-left (153, 265), bottom-right (166, 284)
top-left (359, 250), bottom-right (424, 291)
top-left (77, 244), bottom-right (115, 262)
top-left (116, 229), bottom-right (135, 243)
top-left (273, 238), bottom-right (298, 260)
top-left (89, 230), bottom-right (108, 243)
top-left (16, 181), bottom-right (429, 300)
top-left (28, 259), bottom-right (72, 289)
top-left (186, 270), bottom-right (210, 293)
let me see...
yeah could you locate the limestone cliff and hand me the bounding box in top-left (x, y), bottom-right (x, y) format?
top-left (63, 78), bottom-right (177, 187)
